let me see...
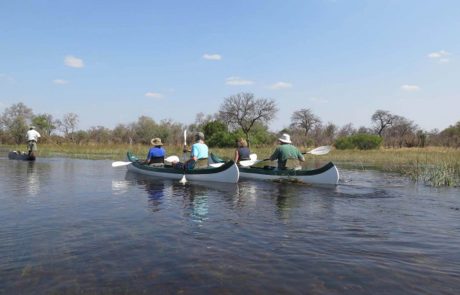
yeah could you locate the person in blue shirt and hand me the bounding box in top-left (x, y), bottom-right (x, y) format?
top-left (145, 138), bottom-right (166, 166)
top-left (188, 132), bottom-right (209, 168)
top-left (174, 132), bottom-right (209, 170)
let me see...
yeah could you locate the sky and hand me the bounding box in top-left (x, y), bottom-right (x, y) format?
top-left (1, 0), bottom-right (459, 132)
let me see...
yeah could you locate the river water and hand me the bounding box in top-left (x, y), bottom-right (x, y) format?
top-left (1, 156), bottom-right (459, 294)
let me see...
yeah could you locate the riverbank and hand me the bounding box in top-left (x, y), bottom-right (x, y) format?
top-left (2, 144), bottom-right (459, 187)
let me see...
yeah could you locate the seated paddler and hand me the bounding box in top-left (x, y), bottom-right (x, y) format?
top-left (173, 132), bottom-right (209, 169)
top-left (145, 137), bottom-right (166, 166)
top-left (234, 138), bottom-right (251, 165)
top-left (269, 133), bottom-right (305, 170)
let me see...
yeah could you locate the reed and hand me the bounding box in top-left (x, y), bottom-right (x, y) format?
top-left (3, 144), bottom-right (459, 187)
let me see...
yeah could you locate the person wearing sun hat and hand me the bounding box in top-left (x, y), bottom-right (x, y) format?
top-left (269, 133), bottom-right (305, 170)
top-left (145, 137), bottom-right (166, 165)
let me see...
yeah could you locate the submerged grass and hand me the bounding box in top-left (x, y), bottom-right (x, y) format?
top-left (2, 144), bottom-right (459, 187)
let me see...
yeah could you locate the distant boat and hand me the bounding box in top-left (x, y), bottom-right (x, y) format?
top-left (8, 151), bottom-right (36, 161)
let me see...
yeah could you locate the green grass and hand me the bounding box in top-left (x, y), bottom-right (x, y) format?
top-left (3, 144), bottom-right (459, 187)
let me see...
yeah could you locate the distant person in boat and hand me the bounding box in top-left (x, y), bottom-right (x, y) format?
top-left (174, 132), bottom-right (209, 169)
top-left (26, 126), bottom-right (41, 157)
top-left (234, 138), bottom-right (251, 164)
top-left (145, 138), bottom-right (166, 166)
top-left (269, 133), bottom-right (305, 170)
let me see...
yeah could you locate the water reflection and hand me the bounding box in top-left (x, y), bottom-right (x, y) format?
top-left (26, 162), bottom-right (40, 196)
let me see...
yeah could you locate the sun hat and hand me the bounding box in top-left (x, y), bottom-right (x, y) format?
top-left (278, 133), bottom-right (292, 144)
top-left (150, 138), bottom-right (163, 146)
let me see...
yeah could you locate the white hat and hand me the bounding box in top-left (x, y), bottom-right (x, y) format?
top-left (278, 133), bottom-right (292, 144)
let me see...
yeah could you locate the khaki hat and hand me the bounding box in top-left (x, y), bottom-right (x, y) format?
top-left (278, 133), bottom-right (292, 144)
top-left (150, 138), bottom-right (163, 146)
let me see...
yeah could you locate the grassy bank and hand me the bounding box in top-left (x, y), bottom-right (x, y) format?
top-left (3, 144), bottom-right (459, 187)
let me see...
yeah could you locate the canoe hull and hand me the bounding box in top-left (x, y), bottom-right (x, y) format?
top-left (239, 162), bottom-right (339, 185)
top-left (8, 151), bottom-right (36, 161)
top-left (126, 152), bottom-right (239, 183)
top-left (210, 152), bottom-right (339, 185)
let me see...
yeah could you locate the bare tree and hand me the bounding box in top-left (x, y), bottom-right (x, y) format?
top-left (218, 92), bottom-right (277, 146)
top-left (58, 112), bottom-right (79, 142)
top-left (290, 108), bottom-right (321, 137)
top-left (371, 110), bottom-right (396, 137)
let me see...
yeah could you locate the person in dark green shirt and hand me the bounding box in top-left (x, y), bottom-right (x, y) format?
top-left (269, 133), bottom-right (305, 170)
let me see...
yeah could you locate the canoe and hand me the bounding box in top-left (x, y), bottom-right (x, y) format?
top-left (8, 151), bottom-right (36, 161)
top-left (210, 153), bottom-right (339, 185)
top-left (125, 151), bottom-right (239, 183)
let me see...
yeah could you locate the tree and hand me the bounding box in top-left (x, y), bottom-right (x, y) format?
top-left (32, 113), bottom-right (57, 136)
top-left (385, 116), bottom-right (418, 147)
top-left (132, 116), bottom-right (157, 144)
top-left (58, 112), bottom-right (79, 142)
top-left (0, 102), bottom-right (34, 144)
top-left (371, 110), bottom-right (396, 137)
top-left (290, 108), bottom-right (321, 137)
top-left (218, 92), bottom-right (277, 146)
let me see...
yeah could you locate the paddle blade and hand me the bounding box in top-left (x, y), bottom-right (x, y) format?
top-left (307, 145), bottom-right (332, 155)
top-left (180, 175), bottom-right (187, 184)
top-left (165, 155), bottom-right (179, 163)
top-left (112, 161), bottom-right (132, 167)
top-left (249, 153), bottom-right (257, 161)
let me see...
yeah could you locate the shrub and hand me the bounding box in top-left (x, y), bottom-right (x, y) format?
top-left (335, 133), bottom-right (382, 150)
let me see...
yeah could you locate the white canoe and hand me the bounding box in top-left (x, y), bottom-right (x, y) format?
top-left (126, 152), bottom-right (239, 183)
top-left (210, 153), bottom-right (339, 185)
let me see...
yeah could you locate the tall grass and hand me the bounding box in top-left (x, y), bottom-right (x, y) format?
top-left (3, 144), bottom-right (459, 187)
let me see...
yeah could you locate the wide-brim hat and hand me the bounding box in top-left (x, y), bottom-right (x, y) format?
top-left (278, 133), bottom-right (292, 144)
top-left (151, 138), bottom-right (163, 146)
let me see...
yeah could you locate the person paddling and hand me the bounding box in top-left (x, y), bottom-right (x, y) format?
top-left (234, 138), bottom-right (251, 164)
top-left (145, 138), bottom-right (166, 166)
top-left (173, 132), bottom-right (209, 170)
top-left (26, 126), bottom-right (41, 158)
top-left (269, 133), bottom-right (304, 170)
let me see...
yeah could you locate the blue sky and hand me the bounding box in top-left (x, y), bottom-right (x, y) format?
top-left (1, 0), bottom-right (459, 132)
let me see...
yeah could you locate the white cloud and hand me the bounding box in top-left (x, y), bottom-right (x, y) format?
top-left (64, 55), bottom-right (84, 68)
top-left (145, 92), bottom-right (163, 98)
top-left (203, 53), bottom-right (222, 60)
top-left (427, 50), bottom-right (451, 63)
top-left (401, 84), bottom-right (420, 92)
top-left (225, 76), bottom-right (254, 86)
top-left (53, 79), bottom-right (69, 85)
top-left (269, 81), bottom-right (293, 90)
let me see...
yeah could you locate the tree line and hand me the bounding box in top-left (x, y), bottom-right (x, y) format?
top-left (1, 93), bottom-right (459, 149)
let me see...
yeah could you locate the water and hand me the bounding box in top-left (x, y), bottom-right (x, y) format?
top-left (1, 156), bottom-right (459, 294)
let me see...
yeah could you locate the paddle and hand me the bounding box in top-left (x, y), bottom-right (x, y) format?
top-left (180, 129), bottom-right (188, 184)
top-left (252, 145), bottom-right (333, 165)
top-left (111, 155), bottom-right (180, 167)
top-left (304, 145), bottom-right (332, 155)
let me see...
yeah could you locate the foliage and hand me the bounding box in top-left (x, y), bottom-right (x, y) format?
top-left (335, 133), bottom-right (383, 150)
top-left (32, 113), bottom-right (57, 136)
top-left (0, 102), bottom-right (34, 144)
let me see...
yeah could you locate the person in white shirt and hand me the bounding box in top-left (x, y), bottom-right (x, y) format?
top-left (26, 126), bottom-right (41, 157)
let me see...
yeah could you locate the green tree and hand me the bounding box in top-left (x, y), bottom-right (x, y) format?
top-left (0, 102), bottom-right (34, 144)
top-left (32, 113), bottom-right (57, 136)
